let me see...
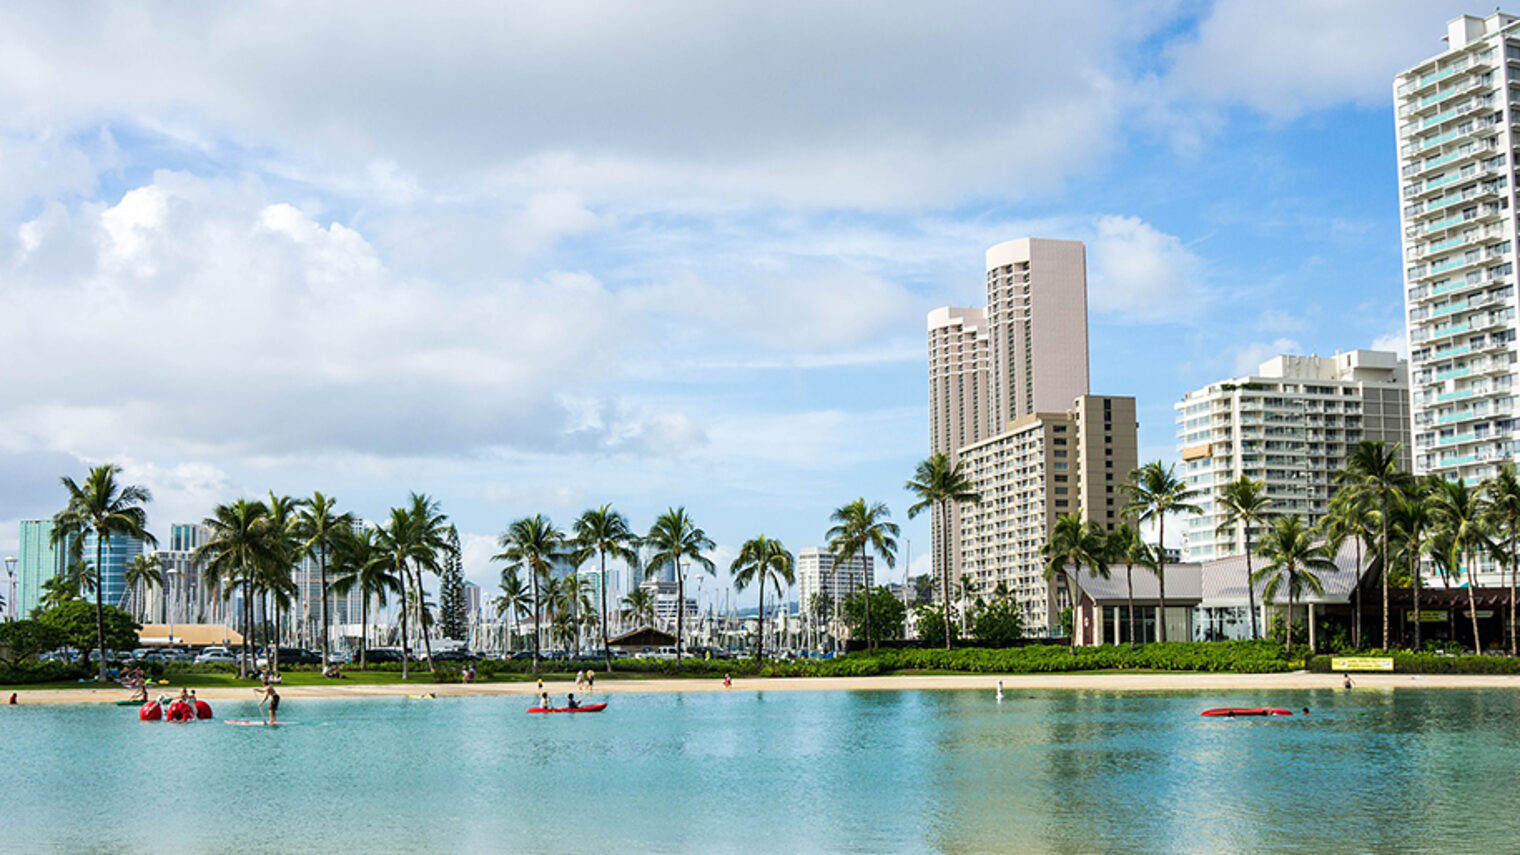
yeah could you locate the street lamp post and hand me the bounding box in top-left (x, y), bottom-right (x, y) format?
top-left (4, 556), bottom-right (16, 621)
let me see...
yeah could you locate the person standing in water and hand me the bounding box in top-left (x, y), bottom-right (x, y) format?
top-left (1343, 673), bottom-right (1354, 692)
top-left (257, 684), bottom-right (280, 725)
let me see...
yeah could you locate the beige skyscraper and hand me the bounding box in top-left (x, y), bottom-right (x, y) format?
top-left (985, 238), bottom-right (1091, 426)
top-left (926, 238), bottom-right (1095, 624)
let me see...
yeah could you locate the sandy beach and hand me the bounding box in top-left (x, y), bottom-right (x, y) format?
top-left (10, 670), bottom-right (1520, 704)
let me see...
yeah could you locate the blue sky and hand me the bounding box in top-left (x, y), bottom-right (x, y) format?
top-left (0, 1), bottom-right (1482, 606)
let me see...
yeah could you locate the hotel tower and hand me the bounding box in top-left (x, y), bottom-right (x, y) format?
top-left (1397, 12), bottom-right (1520, 492)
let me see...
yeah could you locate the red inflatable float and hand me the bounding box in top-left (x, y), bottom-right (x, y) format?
top-left (139, 701), bottom-right (162, 721)
top-left (194, 700), bottom-right (214, 720)
top-left (165, 701), bottom-right (195, 722)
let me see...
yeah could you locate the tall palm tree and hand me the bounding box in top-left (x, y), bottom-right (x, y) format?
top-left (905, 452), bottom-right (982, 650)
top-left (571, 505), bottom-right (641, 671)
top-left (1389, 479), bottom-right (1436, 652)
top-left (496, 569), bottom-right (531, 653)
top-left (400, 493), bottom-right (451, 672)
top-left (1338, 440), bottom-right (1410, 649)
top-left (643, 507), bottom-right (716, 663)
top-left (55, 464), bottom-right (158, 679)
top-left (328, 526), bottom-right (400, 670)
top-left (1042, 513), bottom-right (1109, 653)
top-left (730, 535), bottom-right (795, 661)
top-left (1253, 515), bottom-right (1337, 656)
top-left (825, 498), bottom-right (899, 652)
top-left (494, 514), bottom-right (568, 675)
top-left (1105, 521), bottom-right (1146, 648)
top-left (297, 492), bottom-right (357, 671)
top-left (1216, 475), bottom-right (1272, 641)
top-left (1321, 487), bottom-right (1377, 649)
top-left (1121, 461), bottom-right (1201, 644)
top-left (262, 493), bottom-right (302, 673)
top-left (1481, 463), bottom-right (1520, 656)
top-left (375, 507), bottom-right (421, 678)
top-left (124, 554), bottom-right (164, 624)
top-left (196, 499), bottom-right (278, 678)
top-left (621, 586), bottom-right (656, 629)
top-left (1429, 477), bottom-right (1492, 655)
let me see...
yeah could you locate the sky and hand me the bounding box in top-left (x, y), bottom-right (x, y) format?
top-left (0, 0), bottom-right (1485, 609)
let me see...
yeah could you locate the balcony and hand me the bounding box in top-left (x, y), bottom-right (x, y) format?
top-left (1438, 388), bottom-right (1477, 402)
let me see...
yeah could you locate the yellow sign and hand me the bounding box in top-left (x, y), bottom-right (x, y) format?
top-left (1406, 611), bottom-right (1447, 623)
top-left (1331, 657), bottom-right (1394, 672)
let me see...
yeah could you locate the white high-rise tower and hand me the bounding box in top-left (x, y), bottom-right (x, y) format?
top-left (1397, 12), bottom-right (1520, 491)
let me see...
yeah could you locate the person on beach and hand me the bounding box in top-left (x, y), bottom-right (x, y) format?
top-left (1343, 673), bottom-right (1354, 692)
top-left (7, 693), bottom-right (16, 705)
top-left (722, 673), bottom-right (732, 688)
top-left (585, 669), bottom-right (594, 692)
top-left (129, 683), bottom-right (148, 703)
top-left (257, 684), bottom-right (280, 725)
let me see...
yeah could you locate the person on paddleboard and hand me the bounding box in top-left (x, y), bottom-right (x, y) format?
top-left (257, 684), bottom-right (280, 724)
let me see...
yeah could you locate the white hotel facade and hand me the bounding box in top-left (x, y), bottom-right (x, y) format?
top-left (1397, 12), bottom-right (1520, 486)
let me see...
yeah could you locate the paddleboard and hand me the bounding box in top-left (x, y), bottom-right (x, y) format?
top-left (223, 720), bottom-right (297, 727)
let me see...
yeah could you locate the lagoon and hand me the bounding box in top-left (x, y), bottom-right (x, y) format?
top-left (4, 688), bottom-right (1520, 853)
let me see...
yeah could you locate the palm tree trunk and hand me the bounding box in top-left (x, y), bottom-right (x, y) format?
top-left (1381, 505), bottom-right (1390, 650)
top-left (601, 550), bottom-right (612, 672)
top-left (319, 546), bottom-right (330, 672)
top-left (1067, 570), bottom-right (1080, 654)
top-left (676, 556), bottom-right (685, 664)
top-left (1412, 544), bottom-right (1422, 652)
top-left (93, 528), bottom-right (107, 680)
top-left (1285, 580), bottom-right (1295, 657)
top-left (940, 500), bottom-right (952, 650)
top-left (1245, 530), bottom-right (1259, 641)
top-left (530, 565), bottom-right (541, 676)
top-left (417, 569), bottom-right (436, 672)
top-left (755, 580), bottom-right (764, 662)
top-left (1125, 561), bottom-right (1136, 649)
top-left (360, 594), bottom-right (369, 670)
top-left (1509, 535), bottom-right (1517, 657)
top-left (398, 561), bottom-right (410, 681)
top-left (1156, 516), bottom-right (1168, 643)
top-left (1465, 548), bottom-right (1482, 655)
top-left (1352, 538), bottom-right (1362, 649)
top-left (864, 575), bottom-right (873, 653)
top-left (242, 576), bottom-right (253, 678)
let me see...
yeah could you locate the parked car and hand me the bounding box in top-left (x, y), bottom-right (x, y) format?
top-left (195, 647), bottom-right (238, 665)
top-left (430, 649), bottom-right (477, 662)
top-left (360, 648), bottom-right (407, 663)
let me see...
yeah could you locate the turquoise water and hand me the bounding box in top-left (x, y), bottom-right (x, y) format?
top-left (4, 688), bottom-right (1520, 853)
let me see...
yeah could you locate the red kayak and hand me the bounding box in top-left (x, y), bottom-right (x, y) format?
top-left (1201, 707), bottom-right (1293, 717)
top-left (527, 703), bottom-right (607, 714)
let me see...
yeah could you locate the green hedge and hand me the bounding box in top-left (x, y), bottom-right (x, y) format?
top-left (0, 661), bottom-right (90, 684)
top-left (857, 641), bottom-right (1295, 674)
top-left (1307, 652), bottom-right (1520, 675)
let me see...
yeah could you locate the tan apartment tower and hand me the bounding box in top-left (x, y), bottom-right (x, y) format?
top-left (986, 238), bottom-right (1091, 426)
top-left (957, 395), bottom-right (1138, 635)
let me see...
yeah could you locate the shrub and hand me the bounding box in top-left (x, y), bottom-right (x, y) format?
top-left (0, 661), bottom-right (90, 685)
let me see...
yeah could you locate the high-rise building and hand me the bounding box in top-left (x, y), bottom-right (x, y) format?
top-left (927, 238), bottom-right (1093, 604)
top-left (1176, 351), bottom-right (1411, 561)
top-left (794, 548), bottom-right (874, 617)
top-left (957, 395), bottom-right (1138, 634)
top-left (985, 238), bottom-right (1090, 424)
top-left (81, 531), bottom-right (144, 610)
top-left (154, 523), bottom-right (212, 625)
top-left (17, 520), bottom-right (70, 618)
top-left (1397, 12), bottom-right (1520, 488)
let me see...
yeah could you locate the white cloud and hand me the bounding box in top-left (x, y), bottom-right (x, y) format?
top-left (1088, 215), bottom-right (1210, 322)
top-left (1232, 337), bottom-right (1302, 376)
top-left (1371, 331), bottom-right (1408, 359)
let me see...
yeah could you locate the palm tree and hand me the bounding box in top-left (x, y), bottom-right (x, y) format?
top-left (495, 514), bottom-right (568, 675)
top-left (621, 586), bottom-right (656, 629)
top-left (196, 499), bottom-right (278, 678)
top-left (905, 452), bottom-right (982, 650)
top-left (496, 569), bottom-right (531, 653)
top-left (1041, 513), bottom-right (1109, 653)
top-left (1429, 477), bottom-right (1492, 655)
top-left (1338, 440), bottom-right (1410, 649)
top-left (328, 526), bottom-right (401, 670)
top-left (643, 508), bottom-right (716, 663)
top-left (1481, 463), bottom-right (1520, 656)
top-left (1216, 475), bottom-right (1271, 641)
top-left (297, 492), bottom-right (357, 671)
top-left (124, 554), bottom-right (164, 624)
top-left (825, 498), bottom-right (899, 652)
top-left (730, 535), bottom-right (795, 661)
top-left (38, 573), bottom-right (82, 611)
top-left (571, 505), bottom-right (641, 671)
top-left (262, 493), bottom-right (302, 673)
top-left (1389, 479), bottom-right (1436, 652)
top-left (1321, 487), bottom-right (1377, 649)
top-left (54, 465), bottom-right (158, 679)
top-left (1105, 521), bottom-right (1146, 648)
top-left (1121, 461), bottom-right (1201, 643)
top-left (401, 493), bottom-right (451, 672)
top-left (957, 575), bottom-right (976, 637)
top-left (1253, 515), bottom-right (1337, 656)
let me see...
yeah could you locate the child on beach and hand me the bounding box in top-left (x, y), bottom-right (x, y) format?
top-left (585, 670), bottom-right (594, 692)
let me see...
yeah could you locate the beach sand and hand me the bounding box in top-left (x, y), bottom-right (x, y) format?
top-left (8, 670), bottom-right (1520, 704)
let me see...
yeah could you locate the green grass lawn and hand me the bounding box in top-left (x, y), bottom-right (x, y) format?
top-left (0, 667), bottom-right (717, 692)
